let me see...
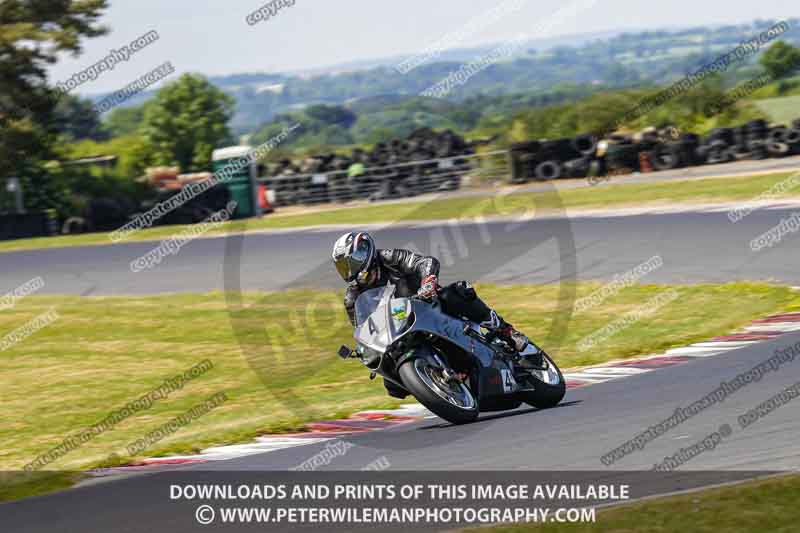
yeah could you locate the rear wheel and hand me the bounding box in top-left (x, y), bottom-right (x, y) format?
top-left (399, 356), bottom-right (479, 425)
top-left (519, 352), bottom-right (566, 409)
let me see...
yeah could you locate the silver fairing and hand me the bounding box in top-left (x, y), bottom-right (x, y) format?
top-left (353, 285), bottom-right (496, 367)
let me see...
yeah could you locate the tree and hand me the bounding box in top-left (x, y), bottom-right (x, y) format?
top-left (104, 104), bottom-right (149, 137)
top-left (0, 0), bottom-right (109, 212)
top-left (139, 74), bottom-right (235, 172)
top-left (305, 105), bottom-right (357, 128)
top-left (760, 41), bottom-right (800, 80)
top-left (67, 134), bottom-right (154, 180)
top-left (53, 94), bottom-right (108, 141)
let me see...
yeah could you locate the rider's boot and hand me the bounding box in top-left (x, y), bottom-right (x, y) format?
top-left (481, 311), bottom-right (544, 369)
top-left (498, 324), bottom-right (530, 353)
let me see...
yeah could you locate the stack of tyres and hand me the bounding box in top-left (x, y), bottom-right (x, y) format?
top-left (650, 142), bottom-right (683, 170)
top-left (264, 129), bottom-right (478, 179)
top-left (509, 135), bottom-right (597, 182)
top-left (263, 127), bottom-right (489, 203)
top-left (764, 125), bottom-right (793, 158)
top-left (266, 115), bottom-right (800, 198)
top-left (691, 120), bottom-right (800, 166)
top-left (699, 128), bottom-right (733, 165)
top-left (562, 134), bottom-right (596, 178)
top-left (86, 197), bottom-right (138, 232)
top-left (746, 119), bottom-right (773, 160)
top-left (784, 128), bottom-right (800, 154)
top-left (509, 140), bottom-right (542, 182)
top-left (605, 136), bottom-right (640, 174)
top-left (543, 137), bottom-right (588, 179)
top-left (676, 133), bottom-right (701, 167)
top-left (748, 119), bottom-right (769, 139)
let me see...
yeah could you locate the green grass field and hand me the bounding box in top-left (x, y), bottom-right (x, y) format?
top-left (480, 474), bottom-right (800, 533)
top-left (754, 95), bottom-right (800, 124)
top-left (1, 282), bottom-right (798, 474)
top-left (1, 171), bottom-right (799, 254)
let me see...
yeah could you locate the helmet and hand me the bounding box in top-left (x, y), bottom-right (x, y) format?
top-left (332, 232), bottom-right (377, 284)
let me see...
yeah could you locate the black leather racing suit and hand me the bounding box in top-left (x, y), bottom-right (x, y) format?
top-left (343, 248), bottom-right (496, 328)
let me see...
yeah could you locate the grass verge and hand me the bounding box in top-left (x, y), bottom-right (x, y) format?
top-left (1, 171), bottom-right (799, 254)
top-left (479, 473), bottom-right (800, 533)
top-left (1, 281), bottom-right (799, 478)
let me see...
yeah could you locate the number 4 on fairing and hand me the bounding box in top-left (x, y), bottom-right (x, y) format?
top-left (501, 369), bottom-right (516, 393)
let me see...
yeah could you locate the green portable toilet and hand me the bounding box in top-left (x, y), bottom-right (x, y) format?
top-left (212, 146), bottom-right (262, 219)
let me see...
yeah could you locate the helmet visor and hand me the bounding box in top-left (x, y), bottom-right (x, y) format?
top-left (334, 255), bottom-right (361, 282)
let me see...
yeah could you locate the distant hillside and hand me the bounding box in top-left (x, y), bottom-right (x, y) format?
top-left (280, 28), bottom-right (626, 77)
top-left (755, 95), bottom-right (800, 123)
top-left (93, 18), bottom-right (800, 135)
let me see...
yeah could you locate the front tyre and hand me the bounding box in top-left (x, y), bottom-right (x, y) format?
top-left (519, 352), bottom-right (565, 409)
top-left (399, 357), bottom-right (479, 425)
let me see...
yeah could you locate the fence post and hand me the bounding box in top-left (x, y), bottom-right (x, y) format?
top-left (6, 177), bottom-right (24, 214)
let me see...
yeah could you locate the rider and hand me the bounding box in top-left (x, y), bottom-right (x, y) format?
top-left (331, 231), bottom-right (538, 361)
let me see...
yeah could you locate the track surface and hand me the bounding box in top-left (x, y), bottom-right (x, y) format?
top-left (3, 331), bottom-right (800, 532)
top-left (2, 206), bottom-right (800, 295)
top-left (3, 203), bottom-right (800, 531)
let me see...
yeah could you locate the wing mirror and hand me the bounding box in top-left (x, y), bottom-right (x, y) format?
top-left (338, 345), bottom-right (354, 359)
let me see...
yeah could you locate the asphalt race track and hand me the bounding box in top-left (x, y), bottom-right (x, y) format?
top-left (2, 205), bottom-right (800, 296)
top-left (2, 203), bottom-right (800, 531)
top-left (3, 331), bottom-right (800, 532)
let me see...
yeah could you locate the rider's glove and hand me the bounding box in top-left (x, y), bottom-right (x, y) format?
top-left (417, 275), bottom-right (439, 300)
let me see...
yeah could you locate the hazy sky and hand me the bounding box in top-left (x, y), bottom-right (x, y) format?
top-left (48, 0), bottom-right (798, 95)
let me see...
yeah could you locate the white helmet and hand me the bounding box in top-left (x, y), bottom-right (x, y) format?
top-left (331, 231), bottom-right (376, 284)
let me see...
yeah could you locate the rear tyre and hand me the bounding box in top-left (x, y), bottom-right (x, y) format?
top-left (535, 160), bottom-right (562, 181)
top-left (768, 142), bottom-right (790, 157)
top-left (519, 352), bottom-right (566, 409)
top-left (650, 143), bottom-right (681, 170)
top-left (399, 356), bottom-right (479, 425)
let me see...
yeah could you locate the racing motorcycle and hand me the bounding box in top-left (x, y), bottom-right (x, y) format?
top-left (338, 284), bottom-right (565, 424)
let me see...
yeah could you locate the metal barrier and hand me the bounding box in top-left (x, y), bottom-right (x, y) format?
top-left (0, 211), bottom-right (58, 241)
top-left (259, 150), bottom-right (510, 207)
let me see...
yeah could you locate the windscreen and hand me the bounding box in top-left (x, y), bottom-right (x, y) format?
top-left (353, 285), bottom-right (394, 326)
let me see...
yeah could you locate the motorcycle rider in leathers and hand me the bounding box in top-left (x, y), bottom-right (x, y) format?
top-left (332, 231), bottom-right (543, 376)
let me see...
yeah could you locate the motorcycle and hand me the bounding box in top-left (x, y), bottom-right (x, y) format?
top-left (338, 284), bottom-right (565, 425)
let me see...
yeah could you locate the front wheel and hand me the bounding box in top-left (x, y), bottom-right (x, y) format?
top-left (519, 352), bottom-right (565, 409)
top-left (399, 356), bottom-right (479, 425)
